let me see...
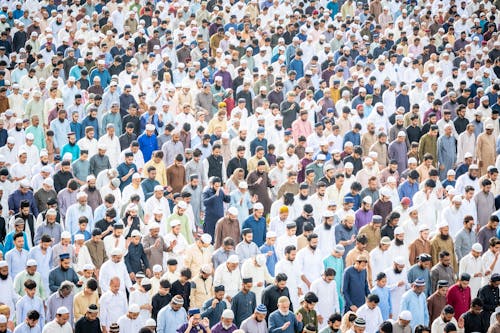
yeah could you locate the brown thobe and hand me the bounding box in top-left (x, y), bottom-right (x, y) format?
top-left (246, 170), bottom-right (273, 215)
top-left (427, 291), bottom-right (447, 324)
top-left (370, 141), bottom-right (389, 168)
top-left (358, 224), bottom-right (381, 252)
top-left (214, 217), bottom-right (241, 249)
top-left (142, 234), bottom-right (170, 269)
top-left (0, 96), bottom-right (9, 113)
top-left (166, 164), bottom-right (186, 194)
top-left (409, 238), bottom-right (432, 265)
top-left (361, 132), bottom-right (377, 158)
top-left (430, 235), bottom-right (458, 271)
top-left (277, 182), bottom-right (299, 200)
top-left (477, 132), bottom-right (496, 175)
top-left (84, 239), bottom-right (108, 269)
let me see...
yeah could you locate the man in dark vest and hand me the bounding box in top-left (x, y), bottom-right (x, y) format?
top-left (205, 143), bottom-right (224, 181)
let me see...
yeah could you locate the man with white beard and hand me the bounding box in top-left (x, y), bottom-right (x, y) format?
top-left (274, 245), bottom-right (302, 310)
top-left (310, 268), bottom-right (340, 330)
top-left (441, 196), bottom-right (465, 239)
top-left (275, 222), bottom-right (298, 260)
top-left (387, 227), bottom-right (410, 267)
top-left (314, 211), bottom-right (336, 256)
top-left (384, 256), bottom-right (409, 318)
top-left (369, 237), bottom-right (393, 283)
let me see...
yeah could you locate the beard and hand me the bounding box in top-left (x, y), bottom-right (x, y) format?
top-left (0, 273), bottom-right (8, 280)
top-left (324, 223), bottom-right (332, 230)
top-left (394, 267), bottom-right (402, 274)
top-left (309, 245), bottom-right (317, 251)
top-left (88, 185), bottom-right (96, 192)
top-left (440, 234), bottom-right (449, 241)
top-left (299, 194), bottom-right (308, 200)
top-left (275, 125), bottom-right (282, 130)
top-left (395, 238), bottom-right (404, 246)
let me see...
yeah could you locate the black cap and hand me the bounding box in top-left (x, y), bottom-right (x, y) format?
top-left (214, 285), bottom-right (225, 292)
top-left (409, 170), bottom-right (420, 179)
top-left (304, 292), bottom-right (319, 303)
top-left (304, 204), bottom-right (313, 214)
top-left (437, 280), bottom-right (449, 287)
top-left (460, 273), bottom-right (471, 281)
top-left (425, 179), bottom-right (436, 188)
top-left (242, 277), bottom-right (253, 283)
top-left (92, 228), bottom-right (102, 236)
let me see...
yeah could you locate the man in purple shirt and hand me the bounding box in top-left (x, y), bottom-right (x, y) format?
top-left (355, 196), bottom-right (374, 229)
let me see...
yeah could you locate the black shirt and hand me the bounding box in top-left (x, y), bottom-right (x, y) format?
top-left (171, 280), bottom-right (191, 311)
top-left (75, 315), bottom-right (102, 333)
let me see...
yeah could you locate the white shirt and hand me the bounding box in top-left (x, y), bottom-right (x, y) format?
top-left (129, 290), bottom-right (151, 326)
top-left (0, 277), bottom-right (19, 320)
top-left (296, 246), bottom-right (323, 289)
top-left (99, 290), bottom-right (128, 330)
top-left (314, 223), bottom-right (336, 256)
top-left (241, 259), bottom-right (273, 301)
top-left (117, 314), bottom-right (143, 333)
top-left (384, 267), bottom-right (409, 317)
top-left (99, 259), bottom-right (133, 294)
top-left (275, 259), bottom-right (302, 309)
top-left (275, 234), bottom-right (297, 260)
top-left (213, 264), bottom-right (241, 298)
top-left (356, 304), bottom-right (383, 333)
top-left (455, 174), bottom-right (480, 195)
top-left (103, 235), bottom-right (126, 257)
top-left (441, 206), bottom-right (464, 239)
top-left (97, 134), bottom-right (121, 168)
top-left (269, 217), bottom-right (288, 238)
top-left (369, 247), bottom-right (393, 283)
top-left (77, 137), bottom-right (98, 158)
top-left (459, 253), bottom-right (483, 298)
top-left (310, 277), bottom-right (339, 329)
top-left (41, 320), bottom-right (72, 333)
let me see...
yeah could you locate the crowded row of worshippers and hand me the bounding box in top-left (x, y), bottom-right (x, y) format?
top-left (2, 0), bottom-right (500, 332)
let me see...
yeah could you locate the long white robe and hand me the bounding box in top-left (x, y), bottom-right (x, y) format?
top-left (310, 277), bottom-right (340, 330)
top-left (275, 259), bottom-right (301, 310)
top-left (384, 267), bottom-right (409, 317)
top-left (99, 259), bottom-right (133, 294)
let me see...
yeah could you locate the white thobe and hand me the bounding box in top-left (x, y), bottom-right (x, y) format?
top-left (213, 265), bottom-right (241, 298)
top-left (387, 242), bottom-right (410, 268)
top-left (0, 277), bottom-right (19, 320)
top-left (77, 137), bottom-right (98, 158)
top-left (441, 206), bottom-right (464, 239)
top-left (314, 224), bottom-right (336, 257)
top-left (121, 184), bottom-right (145, 205)
top-left (482, 250), bottom-right (500, 283)
top-left (455, 174), bottom-right (480, 195)
top-left (20, 144), bottom-right (39, 168)
top-left (97, 134), bottom-right (121, 167)
top-left (370, 248), bottom-right (393, 283)
top-left (275, 234), bottom-right (297, 260)
top-left (384, 267), bottom-right (409, 317)
top-left (41, 320), bottom-right (72, 333)
top-left (129, 290), bottom-right (151, 326)
top-left (310, 278), bottom-right (340, 329)
top-left (103, 235), bottom-right (127, 258)
top-left (461, 199), bottom-right (478, 225)
top-left (269, 217), bottom-right (288, 238)
top-left (296, 247), bottom-right (323, 291)
top-left (241, 260), bottom-right (273, 301)
top-left (117, 315), bottom-right (143, 333)
top-left (99, 291), bottom-right (128, 330)
top-left (356, 304), bottom-right (383, 333)
top-left (459, 253), bottom-right (483, 298)
top-left (412, 191), bottom-right (440, 231)
top-left (99, 259), bottom-right (133, 294)
top-left (164, 233), bottom-right (188, 269)
top-left (275, 259), bottom-right (302, 310)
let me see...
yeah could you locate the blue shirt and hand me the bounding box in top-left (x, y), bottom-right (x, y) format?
top-left (371, 285), bottom-right (392, 320)
top-left (117, 162), bottom-right (138, 191)
top-left (13, 322), bottom-right (41, 333)
top-left (268, 310), bottom-right (303, 333)
top-left (157, 305), bottom-right (187, 333)
top-left (5, 248), bottom-right (29, 278)
top-left (260, 244), bottom-right (278, 276)
top-left (138, 133), bottom-right (158, 162)
top-left (400, 289), bottom-right (429, 329)
top-left (343, 265), bottom-right (370, 310)
top-left (242, 215), bottom-right (267, 247)
top-left (397, 181), bottom-right (419, 205)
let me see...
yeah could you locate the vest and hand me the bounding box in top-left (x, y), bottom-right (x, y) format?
top-left (207, 155), bottom-right (223, 179)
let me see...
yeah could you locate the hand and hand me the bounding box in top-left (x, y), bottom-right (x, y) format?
top-left (201, 317), bottom-right (210, 328)
top-left (318, 315), bottom-right (323, 324)
top-left (350, 305), bottom-right (358, 312)
top-left (225, 295), bottom-right (232, 302)
top-left (128, 168), bottom-right (134, 175)
top-left (479, 161), bottom-right (484, 168)
top-left (252, 194), bottom-right (258, 203)
top-left (142, 304), bottom-right (152, 310)
top-left (458, 316), bottom-right (464, 329)
top-left (398, 281), bottom-right (405, 287)
top-left (282, 321), bottom-right (291, 330)
top-left (211, 298), bottom-right (219, 308)
top-left (77, 280), bottom-right (83, 286)
top-left (188, 316), bottom-right (195, 327)
top-left (129, 272), bottom-right (136, 280)
top-left (154, 238), bottom-right (162, 248)
top-left (439, 164), bottom-right (445, 170)
top-left (256, 177), bottom-right (262, 184)
top-left (298, 287), bottom-right (303, 296)
top-left (296, 312), bottom-right (302, 322)
top-left (267, 251), bottom-right (273, 257)
top-left (107, 225), bottom-right (113, 233)
top-left (127, 216), bottom-right (133, 226)
top-left (257, 281), bottom-right (263, 287)
top-left (145, 268), bottom-right (152, 277)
